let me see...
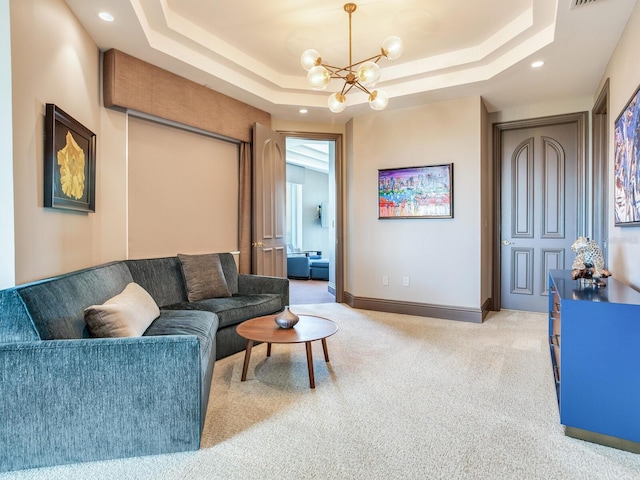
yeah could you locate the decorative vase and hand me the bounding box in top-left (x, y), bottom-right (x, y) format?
top-left (274, 306), bottom-right (299, 329)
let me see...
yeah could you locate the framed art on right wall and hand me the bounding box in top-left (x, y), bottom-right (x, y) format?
top-left (614, 83), bottom-right (640, 226)
top-left (378, 163), bottom-right (453, 219)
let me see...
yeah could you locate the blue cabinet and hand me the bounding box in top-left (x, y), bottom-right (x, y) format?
top-left (549, 269), bottom-right (640, 453)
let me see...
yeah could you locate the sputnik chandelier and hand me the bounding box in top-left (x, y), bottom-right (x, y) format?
top-left (300, 3), bottom-right (403, 113)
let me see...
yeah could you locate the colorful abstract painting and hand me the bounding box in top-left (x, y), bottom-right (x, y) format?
top-left (614, 84), bottom-right (640, 226)
top-left (378, 164), bottom-right (453, 219)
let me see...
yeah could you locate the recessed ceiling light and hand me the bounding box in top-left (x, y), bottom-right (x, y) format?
top-left (98, 12), bottom-right (114, 22)
top-left (299, 108), bottom-right (308, 114)
top-left (531, 60), bottom-right (545, 68)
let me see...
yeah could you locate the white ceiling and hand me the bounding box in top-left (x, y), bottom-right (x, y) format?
top-left (286, 138), bottom-right (331, 173)
top-left (64, 0), bottom-right (636, 124)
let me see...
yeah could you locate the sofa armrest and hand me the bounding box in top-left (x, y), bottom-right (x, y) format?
top-left (238, 274), bottom-right (289, 308)
top-left (0, 335), bottom-right (201, 472)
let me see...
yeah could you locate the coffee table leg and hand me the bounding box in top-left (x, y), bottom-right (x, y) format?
top-left (267, 343), bottom-right (271, 357)
top-left (305, 341), bottom-right (315, 389)
top-left (321, 338), bottom-right (330, 362)
top-left (241, 340), bottom-right (254, 382)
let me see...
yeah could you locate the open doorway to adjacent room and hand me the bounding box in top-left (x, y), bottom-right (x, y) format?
top-left (284, 134), bottom-right (339, 305)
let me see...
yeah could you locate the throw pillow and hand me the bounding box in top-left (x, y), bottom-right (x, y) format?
top-left (177, 253), bottom-right (232, 302)
top-left (84, 282), bottom-right (160, 337)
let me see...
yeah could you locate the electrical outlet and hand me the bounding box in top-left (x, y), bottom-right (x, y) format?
top-left (382, 275), bottom-right (389, 286)
top-left (403, 276), bottom-right (410, 287)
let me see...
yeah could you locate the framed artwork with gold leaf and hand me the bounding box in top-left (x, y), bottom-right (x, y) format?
top-left (44, 104), bottom-right (96, 212)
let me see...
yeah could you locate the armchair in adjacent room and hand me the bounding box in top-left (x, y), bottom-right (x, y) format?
top-left (286, 248), bottom-right (322, 280)
top-left (286, 255), bottom-right (310, 279)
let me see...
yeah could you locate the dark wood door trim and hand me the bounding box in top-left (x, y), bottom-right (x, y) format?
top-left (277, 131), bottom-right (344, 303)
top-left (491, 112), bottom-right (588, 311)
top-left (592, 79), bottom-right (609, 261)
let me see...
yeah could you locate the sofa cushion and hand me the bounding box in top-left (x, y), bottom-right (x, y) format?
top-left (164, 294), bottom-right (282, 329)
top-left (145, 309), bottom-right (218, 372)
top-left (84, 283), bottom-right (160, 338)
top-left (145, 309), bottom-right (218, 432)
top-left (217, 253), bottom-right (239, 295)
top-left (126, 257), bottom-right (188, 307)
top-left (0, 289), bottom-right (40, 343)
top-left (178, 253), bottom-right (232, 302)
top-left (17, 262), bottom-right (134, 340)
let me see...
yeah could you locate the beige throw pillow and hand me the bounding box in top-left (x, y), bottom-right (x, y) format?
top-left (178, 253), bottom-right (232, 302)
top-left (84, 282), bottom-right (160, 337)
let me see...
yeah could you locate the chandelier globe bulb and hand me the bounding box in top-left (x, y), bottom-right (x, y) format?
top-left (357, 61), bottom-right (381, 87)
top-left (328, 93), bottom-right (347, 113)
top-left (369, 90), bottom-right (389, 110)
top-left (301, 49), bottom-right (321, 71)
top-left (307, 65), bottom-right (331, 90)
top-left (381, 36), bottom-right (403, 60)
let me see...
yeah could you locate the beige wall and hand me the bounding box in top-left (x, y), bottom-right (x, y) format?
top-left (0, 0), bottom-right (14, 288)
top-left (10, 0), bottom-right (125, 284)
top-left (489, 97), bottom-right (593, 125)
top-left (98, 104), bottom-right (128, 263)
top-left (271, 120), bottom-right (345, 136)
top-left (347, 98), bottom-right (484, 309)
top-left (599, 0), bottom-right (640, 290)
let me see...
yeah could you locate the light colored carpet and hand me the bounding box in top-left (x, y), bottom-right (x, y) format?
top-left (3, 304), bottom-right (640, 479)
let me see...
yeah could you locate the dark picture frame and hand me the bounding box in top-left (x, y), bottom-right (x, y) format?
top-left (44, 103), bottom-right (96, 212)
top-left (378, 163), bottom-right (453, 219)
top-left (614, 83), bottom-right (640, 226)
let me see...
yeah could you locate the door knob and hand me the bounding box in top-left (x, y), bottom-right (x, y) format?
top-left (502, 240), bottom-right (513, 246)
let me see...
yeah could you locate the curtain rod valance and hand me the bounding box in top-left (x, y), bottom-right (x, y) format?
top-left (103, 49), bottom-right (270, 143)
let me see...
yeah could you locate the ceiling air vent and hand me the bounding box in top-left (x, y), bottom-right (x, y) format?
top-left (571, 0), bottom-right (598, 8)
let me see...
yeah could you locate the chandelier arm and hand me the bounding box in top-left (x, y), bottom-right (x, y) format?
top-left (322, 54), bottom-right (383, 76)
top-left (321, 65), bottom-right (353, 81)
top-left (321, 64), bottom-right (352, 75)
top-left (323, 66), bottom-right (351, 81)
top-left (321, 55), bottom-right (382, 73)
top-left (343, 83), bottom-right (358, 95)
top-left (348, 54), bottom-right (384, 69)
top-left (352, 82), bottom-right (372, 95)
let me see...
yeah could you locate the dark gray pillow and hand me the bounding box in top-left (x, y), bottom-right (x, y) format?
top-left (177, 253), bottom-right (232, 301)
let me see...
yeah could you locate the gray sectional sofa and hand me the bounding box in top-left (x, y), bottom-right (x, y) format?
top-left (0, 253), bottom-right (288, 473)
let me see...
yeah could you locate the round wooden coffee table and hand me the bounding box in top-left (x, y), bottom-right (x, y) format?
top-left (236, 314), bottom-right (338, 388)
